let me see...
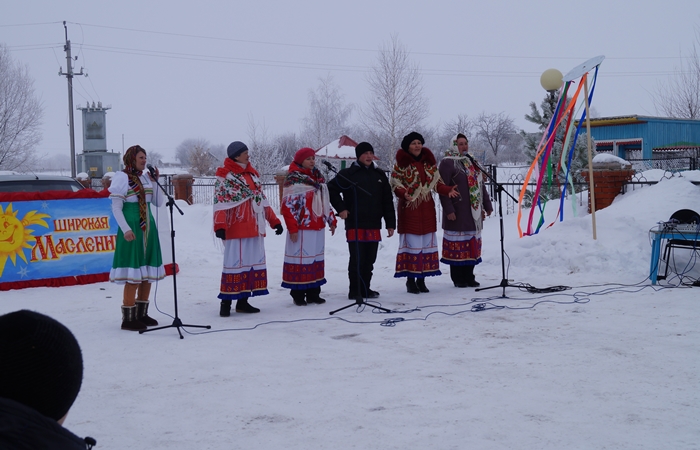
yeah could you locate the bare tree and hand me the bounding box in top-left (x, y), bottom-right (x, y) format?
top-left (0, 44), bottom-right (43, 171)
top-left (275, 132), bottom-right (300, 165)
top-left (360, 35), bottom-right (429, 163)
top-left (301, 74), bottom-right (353, 149)
top-left (209, 143), bottom-right (226, 164)
top-left (652, 28), bottom-right (700, 119)
top-left (148, 150), bottom-right (164, 166)
top-left (175, 138), bottom-right (217, 175)
top-left (189, 145), bottom-right (217, 176)
top-left (436, 114), bottom-right (474, 158)
top-left (474, 112), bottom-right (517, 163)
top-left (247, 115), bottom-right (283, 181)
top-left (175, 138), bottom-right (207, 166)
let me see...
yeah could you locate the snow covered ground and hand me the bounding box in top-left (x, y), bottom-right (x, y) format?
top-left (2, 174), bottom-right (699, 449)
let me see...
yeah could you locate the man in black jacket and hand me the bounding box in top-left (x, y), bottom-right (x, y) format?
top-left (0, 310), bottom-right (96, 449)
top-left (328, 142), bottom-right (396, 300)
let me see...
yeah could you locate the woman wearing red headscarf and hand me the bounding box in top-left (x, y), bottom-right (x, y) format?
top-left (280, 148), bottom-right (337, 306)
top-left (109, 145), bottom-right (165, 331)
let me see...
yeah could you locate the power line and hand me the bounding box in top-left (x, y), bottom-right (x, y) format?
top-left (67, 21), bottom-right (692, 62)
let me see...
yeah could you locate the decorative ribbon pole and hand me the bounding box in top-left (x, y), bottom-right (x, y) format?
top-left (563, 55), bottom-right (605, 240)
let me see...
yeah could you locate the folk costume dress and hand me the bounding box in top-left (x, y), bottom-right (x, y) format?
top-left (109, 170), bottom-right (166, 284)
top-left (391, 147), bottom-right (453, 279)
top-left (280, 164), bottom-right (337, 293)
top-left (213, 159), bottom-right (281, 301)
top-left (438, 136), bottom-right (493, 273)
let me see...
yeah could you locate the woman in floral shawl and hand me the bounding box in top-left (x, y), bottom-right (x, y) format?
top-left (438, 134), bottom-right (493, 287)
top-left (213, 141), bottom-right (283, 316)
top-left (391, 132), bottom-right (459, 294)
top-left (109, 145), bottom-right (165, 331)
top-left (280, 148), bottom-right (337, 306)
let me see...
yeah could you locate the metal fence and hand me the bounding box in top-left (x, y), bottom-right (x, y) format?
top-left (627, 156), bottom-right (695, 172)
top-left (93, 164), bottom-right (693, 217)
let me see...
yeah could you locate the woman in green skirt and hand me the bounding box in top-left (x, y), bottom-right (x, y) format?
top-left (109, 145), bottom-right (165, 331)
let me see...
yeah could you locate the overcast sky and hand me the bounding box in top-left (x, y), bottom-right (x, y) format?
top-left (3, 0), bottom-right (699, 162)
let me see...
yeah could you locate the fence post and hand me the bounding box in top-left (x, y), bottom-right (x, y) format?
top-left (580, 161), bottom-right (635, 213)
top-left (172, 173), bottom-right (194, 205)
top-left (275, 167), bottom-right (288, 212)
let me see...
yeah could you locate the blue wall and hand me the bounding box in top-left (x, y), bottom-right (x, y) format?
top-left (587, 116), bottom-right (700, 158)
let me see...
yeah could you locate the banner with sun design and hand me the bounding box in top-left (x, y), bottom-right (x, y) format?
top-left (0, 191), bottom-right (117, 290)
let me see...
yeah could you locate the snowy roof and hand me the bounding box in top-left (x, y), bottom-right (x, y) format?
top-left (315, 135), bottom-right (358, 160)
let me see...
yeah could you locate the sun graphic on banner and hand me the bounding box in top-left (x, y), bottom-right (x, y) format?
top-left (0, 204), bottom-right (50, 278)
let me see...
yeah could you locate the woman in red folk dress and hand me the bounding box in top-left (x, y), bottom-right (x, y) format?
top-left (213, 141), bottom-right (283, 316)
top-left (391, 132), bottom-right (459, 294)
top-left (281, 148), bottom-right (337, 306)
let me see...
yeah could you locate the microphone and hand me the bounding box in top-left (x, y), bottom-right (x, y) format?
top-left (146, 164), bottom-right (158, 179)
top-left (464, 153), bottom-right (481, 169)
top-left (322, 160), bottom-right (337, 173)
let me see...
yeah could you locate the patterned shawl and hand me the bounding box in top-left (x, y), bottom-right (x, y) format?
top-left (213, 158), bottom-right (270, 234)
top-left (282, 163), bottom-right (332, 224)
top-left (390, 147), bottom-right (442, 209)
top-left (442, 134), bottom-right (484, 231)
top-left (122, 145), bottom-right (149, 236)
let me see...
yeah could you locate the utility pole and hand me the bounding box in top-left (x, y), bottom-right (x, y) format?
top-left (58, 21), bottom-right (85, 178)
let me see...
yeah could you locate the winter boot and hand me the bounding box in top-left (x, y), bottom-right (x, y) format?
top-left (121, 305), bottom-right (146, 331)
top-left (219, 300), bottom-right (232, 317)
top-left (135, 300), bottom-right (159, 326)
top-left (306, 287), bottom-right (326, 304)
top-left (416, 277), bottom-right (430, 293)
top-left (465, 265), bottom-right (480, 287)
top-left (406, 277), bottom-right (420, 294)
top-left (291, 290), bottom-right (307, 306)
top-left (451, 266), bottom-right (468, 288)
top-left (236, 297), bottom-right (260, 313)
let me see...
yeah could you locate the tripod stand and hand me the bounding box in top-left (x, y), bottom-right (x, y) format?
top-left (141, 175), bottom-right (210, 338)
top-left (323, 161), bottom-right (392, 315)
top-left (464, 156), bottom-right (520, 298)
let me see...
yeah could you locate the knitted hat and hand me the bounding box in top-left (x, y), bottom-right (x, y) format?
top-left (401, 132), bottom-right (424, 151)
top-left (0, 310), bottom-right (83, 421)
top-left (355, 142), bottom-right (374, 159)
top-left (227, 141), bottom-right (249, 160)
top-left (293, 147), bottom-right (316, 165)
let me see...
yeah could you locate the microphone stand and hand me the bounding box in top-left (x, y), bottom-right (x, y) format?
top-left (463, 154), bottom-right (520, 298)
top-left (323, 161), bottom-right (391, 315)
top-left (141, 172), bottom-right (211, 338)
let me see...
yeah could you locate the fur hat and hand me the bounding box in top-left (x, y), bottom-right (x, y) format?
top-left (227, 141), bottom-right (249, 160)
top-left (401, 132), bottom-right (425, 151)
top-left (355, 142), bottom-right (375, 159)
top-left (293, 147), bottom-right (316, 165)
top-left (0, 310), bottom-right (83, 421)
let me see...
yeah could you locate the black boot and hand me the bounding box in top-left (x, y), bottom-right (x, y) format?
top-left (451, 266), bottom-right (468, 288)
top-left (416, 277), bottom-right (430, 293)
top-left (465, 265), bottom-right (480, 287)
top-left (121, 305), bottom-right (146, 331)
top-left (135, 300), bottom-right (159, 326)
top-left (236, 297), bottom-right (260, 313)
top-left (306, 287), bottom-right (326, 304)
top-left (219, 300), bottom-right (232, 317)
top-left (406, 277), bottom-right (420, 294)
top-left (291, 290), bottom-right (307, 306)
